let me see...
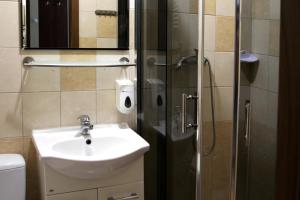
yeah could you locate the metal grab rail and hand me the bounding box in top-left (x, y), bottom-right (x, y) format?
top-left (23, 57), bottom-right (136, 68)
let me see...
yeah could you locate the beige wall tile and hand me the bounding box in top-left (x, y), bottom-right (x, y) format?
top-left (251, 54), bottom-right (269, 90)
top-left (97, 16), bottom-right (117, 38)
top-left (97, 90), bottom-right (128, 124)
top-left (0, 1), bottom-right (19, 47)
top-left (270, 0), bottom-right (281, 20)
top-left (79, 37), bottom-right (97, 48)
top-left (215, 87), bottom-right (233, 121)
top-left (60, 51), bottom-right (97, 62)
top-left (97, 67), bottom-right (133, 90)
top-left (252, 0), bottom-right (270, 19)
top-left (79, 12), bottom-right (97, 38)
top-left (129, 10), bottom-right (135, 49)
top-left (79, 0), bottom-right (96, 12)
top-left (97, 38), bottom-right (118, 48)
top-left (214, 121), bottom-right (233, 155)
top-left (61, 91), bottom-right (97, 126)
top-left (204, 15), bottom-right (216, 51)
top-left (216, 0), bottom-right (235, 16)
top-left (269, 20), bottom-right (280, 57)
top-left (214, 52), bottom-right (234, 87)
top-left (189, 0), bottom-right (198, 14)
top-left (22, 67), bottom-right (61, 92)
top-left (205, 0), bottom-right (216, 15)
top-left (252, 19), bottom-right (270, 54)
top-left (267, 92), bottom-right (278, 130)
top-left (0, 93), bottom-right (22, 138)
top-left (61, 67), bottom-right (96, 91)
top-left (22, 92), bottom-right (61, 136)
top-left (202, 88), bottom-right (214, 122)
top-left (0, 137), bottom-right (23, 154)
top-left (97, 0), bottom-right (117, 11)
top-left (241, 0), bottom-right (252, 18)
top-left (203, 51), bottom-right (215, 88)
top-left (0, 48), bottom-right (21, 92)
top-left (172, 13), bottom-right (199, 51)
top-left (60, 51), bottom-right (97, 91)
top-left (170, 0), bottom-right (189, 13)
top-left (268, 56), bottom-right (279, 93)
top-left (241, 18), bottom-right (252, 51)
top-left (216, 16), bottom-right (235, 52)
top-left (250, 87), bottom-right (268, 126)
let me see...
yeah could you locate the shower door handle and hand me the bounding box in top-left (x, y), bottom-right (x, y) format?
top-left (182, 93), bottom-right (198, 134)
top-left (244, 100), bottom-right (251, 146)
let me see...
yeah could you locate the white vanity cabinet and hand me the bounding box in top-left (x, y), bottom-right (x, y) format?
top-left (98, 182), bottom-right (144, 200)
top-left (46, 189), bottom-right (97, 200)
top-left (45, 182), bottom-right (144, 200)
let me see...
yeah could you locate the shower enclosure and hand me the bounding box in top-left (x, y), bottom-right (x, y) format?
top-left (136, 0), bottom-right (281, 199)
top-left (235, 0), bottom-right (281, 199)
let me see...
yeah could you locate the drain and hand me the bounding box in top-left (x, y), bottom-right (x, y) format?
top-left (86, 139), bottom-right (92, 145)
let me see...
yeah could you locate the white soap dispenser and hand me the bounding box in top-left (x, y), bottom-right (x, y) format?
top-left (116, 80), bottom-right (135, 114)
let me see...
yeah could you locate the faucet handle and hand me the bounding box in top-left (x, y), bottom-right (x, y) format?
top-left (78, 115), bottom-right (91, 125)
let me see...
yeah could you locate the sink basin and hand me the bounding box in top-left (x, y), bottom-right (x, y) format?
top-left (32, 124), bottom-right (150, 180)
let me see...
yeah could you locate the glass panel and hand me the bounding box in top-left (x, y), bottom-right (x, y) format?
top-left (137, 0), bottom-right (199, 199)
top-left (166, 0), bottom-right (199, 200)
top-left (138, 0), bottom-right (167, 199)
top-left (236, 0), bottom-right (281, 199)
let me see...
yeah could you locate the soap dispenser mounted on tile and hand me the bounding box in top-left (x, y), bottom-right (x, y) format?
top-left (116, 80), bottom-right (135, 114)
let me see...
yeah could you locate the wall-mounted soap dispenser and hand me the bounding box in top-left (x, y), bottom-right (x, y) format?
top-left (116, 80), bottom-right (135, 114)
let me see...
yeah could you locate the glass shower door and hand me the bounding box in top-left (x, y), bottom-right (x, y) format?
top-left (166, 1), bottom-right (199, 200)
top-left (235, 0), bottom-right (281, 199)
top-left (137, 0), bottom-right (199, 200)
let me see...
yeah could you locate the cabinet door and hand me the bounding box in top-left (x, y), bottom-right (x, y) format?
top-left (47, 189), bottom-right (97, 200)
top-left (99, 182), bottom-right (144, 200)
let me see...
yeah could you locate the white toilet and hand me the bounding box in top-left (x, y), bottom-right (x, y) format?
top-left (0, 154), bottom-right (26, 200)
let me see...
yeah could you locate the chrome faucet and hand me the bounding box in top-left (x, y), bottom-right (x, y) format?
top-left (78, 115), bottom-right (94, 136)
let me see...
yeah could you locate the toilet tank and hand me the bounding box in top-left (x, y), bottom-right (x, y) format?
top-left (0, 154), bottom-right (26, 200)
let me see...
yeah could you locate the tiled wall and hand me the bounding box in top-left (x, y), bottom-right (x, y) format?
top-left (79, 0), bottom-right (119, 48)
top-left (202, 0), bottom-right (235, 199)
top-left (0, 0), bottom-right (136, 200)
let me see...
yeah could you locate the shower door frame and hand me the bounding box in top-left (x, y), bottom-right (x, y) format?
top-left (135, 0), bottom-right (228, 199)
top-left (232, 0), bottom-right (241, 199)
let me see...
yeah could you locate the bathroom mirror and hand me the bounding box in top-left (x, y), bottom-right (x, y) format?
top-left (22, 0), bottom-right (129, 50)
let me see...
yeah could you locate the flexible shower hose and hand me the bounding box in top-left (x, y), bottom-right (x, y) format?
top-left (203, 57), bottom-right (216, 156)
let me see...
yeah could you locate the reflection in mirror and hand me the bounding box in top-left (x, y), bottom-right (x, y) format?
top-left (24, 0), bottom-right (129, 49)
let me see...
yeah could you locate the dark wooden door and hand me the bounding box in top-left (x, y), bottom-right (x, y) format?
top-left (38, 0), bottom-right (69, 48)
top-left (276, 0), bottom-right (300, 199)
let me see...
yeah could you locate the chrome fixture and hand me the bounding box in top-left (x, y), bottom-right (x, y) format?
top-left (22, 56), bottom-right (136, 68)
top-left (176, 55), bottom-right (198, 69)
top-left (181, 93), bottom-right (198, 134)
top-left (78, 115), bottom-right (94, 136)
top-left (244, 100), bottom-right (251, 147)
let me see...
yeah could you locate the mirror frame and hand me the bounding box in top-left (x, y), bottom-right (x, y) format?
top-left (20, 0), bottom-right (130, 50)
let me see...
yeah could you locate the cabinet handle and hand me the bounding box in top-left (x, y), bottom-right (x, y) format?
top-left (107, 193), bottom-right (139, 200)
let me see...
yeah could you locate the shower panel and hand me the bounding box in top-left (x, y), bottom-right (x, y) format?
top-left (235, 0), bottom-right (281, 199)
top-left (137, 0), bottom-right (200, 199)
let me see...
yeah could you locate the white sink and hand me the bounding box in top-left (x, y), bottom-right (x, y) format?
top-left (32, 124), bottom-right (150, 180)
